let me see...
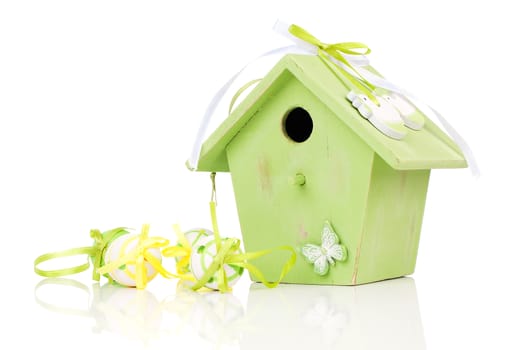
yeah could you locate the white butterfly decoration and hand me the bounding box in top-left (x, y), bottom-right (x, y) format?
top-left (301, 221), bottom-right (347, 276)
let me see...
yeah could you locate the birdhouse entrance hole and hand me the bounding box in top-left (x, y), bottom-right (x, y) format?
top-left (283, 107), bottom-right (313, 143)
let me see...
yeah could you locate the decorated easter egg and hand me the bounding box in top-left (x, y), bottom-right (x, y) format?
top-left (175, 228), bottom-right (212, 273)
top-left (184, 228), bottom-right (213, 247)
top-left (103, 234), bottom-right (162, 287)
top-left (190, 236), bottom-right (244, 290)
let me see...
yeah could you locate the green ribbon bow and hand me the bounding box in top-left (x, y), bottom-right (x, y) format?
top-left (288, 24), bottom-right (379, 104)
top-left (190, 200), bottom-right (297, 293)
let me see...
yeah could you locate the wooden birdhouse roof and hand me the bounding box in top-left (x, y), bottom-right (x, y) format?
top-left (194, 54), bottom-right (467, 172)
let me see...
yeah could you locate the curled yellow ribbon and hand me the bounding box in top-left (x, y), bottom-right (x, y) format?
top-left (161, 225), bottom-right (194, 275)
top-left (288, 24), bottom-right (378, 105)
top-left (97, 224), bottom-right (193, 289)
top-left (35, 172), bottom-right (296, 292)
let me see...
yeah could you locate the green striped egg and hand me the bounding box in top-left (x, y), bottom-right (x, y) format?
top-left (175, 228), bottom-right (212, 273)
top-left (190, 236), bottom-right (244, 290)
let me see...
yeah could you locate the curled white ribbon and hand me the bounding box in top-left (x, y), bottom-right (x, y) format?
top-left (188, 20), bottom-right (479, 177)
top-left (187, 44), bottom-right (310, 171)
top-left (356, 67), bottom-right (480, 176)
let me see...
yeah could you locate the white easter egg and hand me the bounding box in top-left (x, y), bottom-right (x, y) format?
top-left (184, 228), bottom-right (213, 247)
top-left (190, 236), bottom-right (244, 290)
top-left (175, 228), bottom-right (212, 272)
top-left (103, 234), bottom-right (162, 287)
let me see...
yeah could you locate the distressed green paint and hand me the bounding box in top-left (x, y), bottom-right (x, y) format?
top-left (354, 156), bottom-right (430, 284)
top-left (226, 76), bottom-right (374, 285)
top-left (197, 54), bottom-right (467, 173)
top-left (194, 53), bottom-right (466, 285)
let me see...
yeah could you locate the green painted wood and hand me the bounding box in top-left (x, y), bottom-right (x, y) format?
top-left (198, 68), bottom-right (293, 172)
top-left (226, 76), bottom-right (375, 285)
top-left (196, 54), bottom-right (466, 173)
top-left (195, 53), bottom-right (463, 285)
top-left (354, 156), bottom-right (430, 284)
top-left (225, 76), bottom-right (433, 285)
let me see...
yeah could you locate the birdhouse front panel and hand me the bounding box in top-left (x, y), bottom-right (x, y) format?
top-left (226, 75), bottom-right (376, 285)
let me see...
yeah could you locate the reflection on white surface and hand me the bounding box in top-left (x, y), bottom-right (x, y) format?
top-left (164, 284), bottom-right (245, 346)
top-left (34, 279), bottom-right (164, 344)
top-left (34, 279), bottom-right (245, 348)
top-left (242, 278), bottom-right (426, 350)
top-left (34, 277), bottom-right (425, 349)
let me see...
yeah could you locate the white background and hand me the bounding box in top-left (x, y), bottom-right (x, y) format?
top-left (1, 1), bottom-right (506, 349)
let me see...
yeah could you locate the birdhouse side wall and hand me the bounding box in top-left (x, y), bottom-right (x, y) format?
top-left (353, 156), bottom-right (430, 284)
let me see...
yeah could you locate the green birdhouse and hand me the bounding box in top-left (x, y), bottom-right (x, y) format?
top-left (192, 54), bottom-right (466, 285)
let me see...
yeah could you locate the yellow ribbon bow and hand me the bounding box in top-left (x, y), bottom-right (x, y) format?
top-left (97, 224), bottom-right (183, 289)
top-left (35, 225), bottom-right (195, 289)
top-left (161, 225), bottom-right (194, 275)
top-left (288, 24), bottom-right (378, 104)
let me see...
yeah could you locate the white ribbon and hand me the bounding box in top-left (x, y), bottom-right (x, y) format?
top-left (188, 21), bottom-right (479, 177)
top-left (187, 44), bottom-right (311, 171)
top-left (356, 67), bottom-right (480, 176)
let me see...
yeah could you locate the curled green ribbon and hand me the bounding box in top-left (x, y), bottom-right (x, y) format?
top-left (34, 227), bottom-right (129, 280)
top-left (35, 173), bottom-right (297, 292)
top-left (191, 200), bottom-right (297, 293)
top-left (34, 246), bottom-right (96, 278)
